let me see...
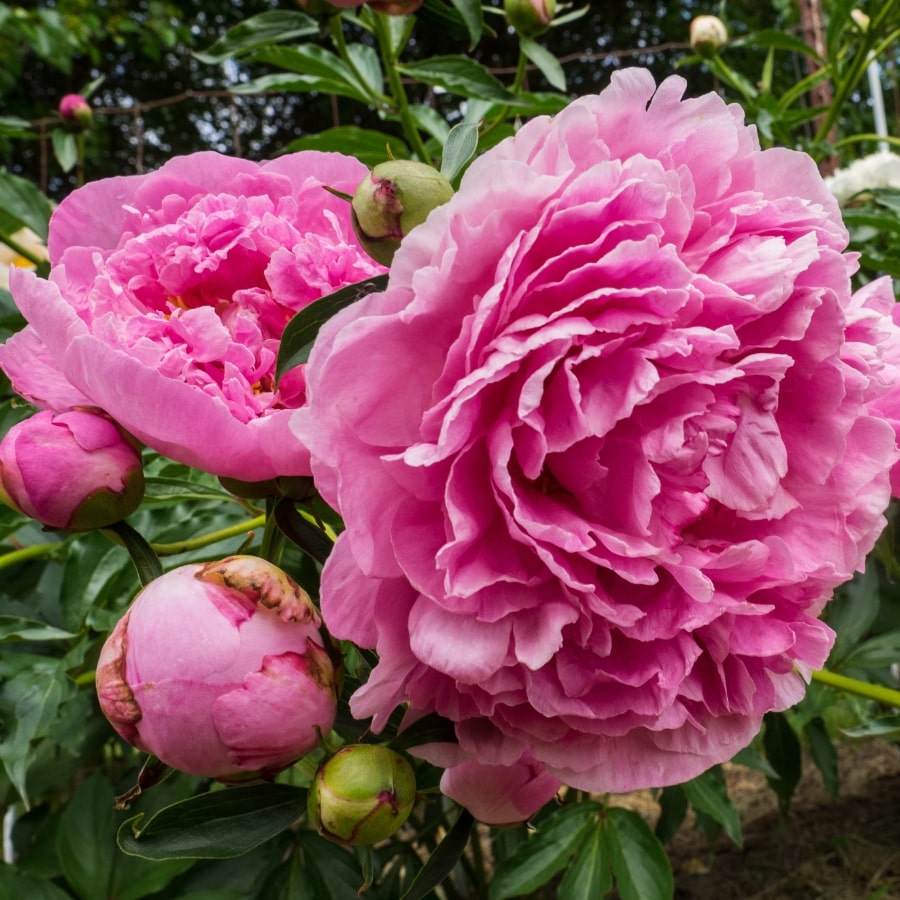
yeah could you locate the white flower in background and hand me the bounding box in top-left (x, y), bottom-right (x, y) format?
top-left (825, 151), bottom-right (900, 205)
top-left (0, 228), bottom-right (47, 290)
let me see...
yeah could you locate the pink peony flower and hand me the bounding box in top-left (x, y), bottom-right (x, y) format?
top-left (296, 69), bottom-right (900, 793)
top-left (96, 555), bottom-right (337, 780)
top-left (0, 408), bottom-right (144, 531)
top-left (0, 151), bottom-right (383, 481)
top-left (439, 753), bottom-right (561, 825)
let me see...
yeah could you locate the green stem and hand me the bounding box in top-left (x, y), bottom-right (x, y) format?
top-left (372, 12), bottom-right (431, 162)
top-left (811, 668), bottom-right (900, 708)
top-left (150, 514), bottom-right (266, 556)
top-left (0, 541), bottom-right (63, 571)
top-left (104, 521), bottom-right (163, 586)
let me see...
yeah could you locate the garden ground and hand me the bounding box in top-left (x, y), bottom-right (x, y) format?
top-left (664, 739), bottom-right (900, 899)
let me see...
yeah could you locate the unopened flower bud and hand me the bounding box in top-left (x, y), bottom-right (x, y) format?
top-left (352, 160), bottom-right (454, 266)
top-left (0, 408), bottom-right (144, 531)
top-left (58, 94), bottom-right (93, 131)
top-left (689, 15), bottom-right (728, 55)
top-left (96, 555), bottom-right (338, 781)
top-left (504, 0), bottom-right (556, 37)
top-left (308, 745), bottom-right (416, 845)
top-left (851, 10), bottom-right (870, 32)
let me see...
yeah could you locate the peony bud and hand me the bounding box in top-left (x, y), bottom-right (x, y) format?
top-left (96, 555), bottom-right (337, 781)
top-left (851, 10), bottom-right (870, 32)
top-left (0, 408), bottom-right (144, 531)
top-left (58, 94), bottom-right (93, 131)
top-left (351, 160), bottom-right (454, 266)
top-left (689, 15), bottom-right (728, 55)
top-left (504, 0), bottom-right (556, 37)
top-left (308, 745), bottom-right (416, 845)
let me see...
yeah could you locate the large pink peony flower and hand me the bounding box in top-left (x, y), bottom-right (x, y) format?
top-left (0, 151), bottom-right (383, 481)
top-left (296, 69), bottom-right (900, 793)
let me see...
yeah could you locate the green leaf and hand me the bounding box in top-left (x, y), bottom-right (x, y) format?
top-left (195, 10), bottom-right (319, 63)
top-left (804, 716), bottom-right (839, 798)
top-left (682, 766), bottom-right (742, 847)
top-left (248, 45), bottom-right (371, 102)
top-left (606, 807), bottom-right (673, 900)
top-left (827, 561), bottom-right (883, 665)
top-left (55, 773), bottom-right (117, 900)
top-left (0, 172), bottom-right (54, 241)
top-left (0, 615), bottom-right (76, 642)
top-left (142, 475), bottom-right (234, 503)
top-left (440, 121), bottom-right (479, 183)
top-left (520, 38), bottom-right (566, 92)
top-left (653, 785), bottom-right (687, 844)
top-left (448, 0), bottom-right (484, 48)
top-left (118, 783), bottom-right (307, 860)
top-left (299, 833), bottom-right (373, 900)
top-left (398, 57), bottom-right (520, 103)
top-left (730, 28), bottom-right (824, 63)
top-left (51, 128), bottom-right (78, 173)
top-left (272, 498), bottom-right (334, 565)
top-left (557, 822), bottom-right (613, 900)
top-left (276, 275), bottom-right (388, 381)
top-left (346, 42), bottom-right (383, 98)
top-left (841, 713), bottom-right (900, 739)
top-left (730, 746), bottom-right (780, 779)
top-left (408, 104), bottom-right (451, 145)
top-left (0, 662), bottom-right (65, 806)
top-left (0, 865), bottom-right (71, 900)
top-left (391, 711), bottom-right (457, 751)
top-left (282, 127), bottom-right (409, 168)
top-left (843, 629), bottom-right (900, 669)
top-left (400, 809), bottom-right (474, 900)
top-left (489, 801), bottom-right (601, 900)
top-left (763, 711), bottom-right (802, 814)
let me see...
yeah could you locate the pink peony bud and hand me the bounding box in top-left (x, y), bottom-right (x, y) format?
top-left (0, 408), bottom-right (144, 531)
top-left (440, 755), bottom-right (561, 825)
top-left (96, 555), bottom-right (338, 781)
top-left (58, 94), bottom-right (93, 130)
top-left (351, 160), bottom-right (454, 266)
top-left (504, 0), bottom-right (556, 37)
top-left (689, 15), bottom-right (728, 54)
top-left (308, 744), bottom-right (416, 845)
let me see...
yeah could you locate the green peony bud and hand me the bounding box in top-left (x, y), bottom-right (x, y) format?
top-left (308, 745), bottom-right (416, 845)
top-left (351, 160), bottom-right (454, 267)
top-left (504, 0), bottom-right (556, 37)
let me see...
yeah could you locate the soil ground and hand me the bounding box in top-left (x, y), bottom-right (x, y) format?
top-left (659, 739), bottom-right (900, 899)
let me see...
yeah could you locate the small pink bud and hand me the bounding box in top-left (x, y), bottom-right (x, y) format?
top-left (351, 160), bottom-right (454, 266)
top-left (96, 555), bottom-right (338, 781)
top-left (0, 408), bottom-right (144, 531)
top-left (689, 15), bottom-right (728, 55)
top-left (308, 745), bottom-right (416, 845)
top-left (58, 94), bottom-right (93, 130)
top-left (504, 0), bottom-right (556, 37)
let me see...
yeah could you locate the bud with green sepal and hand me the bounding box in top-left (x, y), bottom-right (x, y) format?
top-left (308, 744), bottom-right (417, 845)
top-left (351, 160), bottom-right (454, 267)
